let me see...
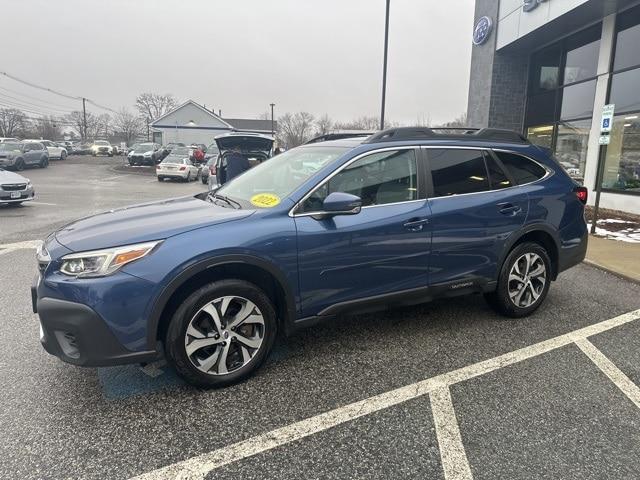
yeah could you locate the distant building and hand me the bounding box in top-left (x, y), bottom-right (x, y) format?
top-left (468, 0), bottom-right (640, 214)
top-left (150, 100), bottom-right (275, 146)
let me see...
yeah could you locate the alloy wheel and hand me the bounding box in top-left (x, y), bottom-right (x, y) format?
top-left (508, 253), bottom-right (546, 308)
top-left (184, 296), bottom-right (265, 375)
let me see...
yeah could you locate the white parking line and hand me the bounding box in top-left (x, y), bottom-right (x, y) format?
top-left (29, 201), bottom-right (58, 206)
top-left (575, 338), bottom-right (640, 409)
top-left (0, 240), bottom-right (42, 256)
top-left (431, 387), bottom-right (473, 480)
top-left (130, 308), bottom-right (640, 480)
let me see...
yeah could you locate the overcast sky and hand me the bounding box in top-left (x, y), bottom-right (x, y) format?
top-left (1, 0), bottom-right (474, 125)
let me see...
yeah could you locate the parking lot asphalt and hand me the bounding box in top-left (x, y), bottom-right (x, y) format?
top-left (1, 157), bottom-right (639, 479)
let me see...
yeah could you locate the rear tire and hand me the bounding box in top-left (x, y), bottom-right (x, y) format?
top-left (157, 176), bottom-right (164, 182)
top-left (485, 242), bottom-right (551, 318)
top-left (165, 280), bottom-right (277, 388)
top-left (15, 159), bottom-right (25, 171)
top-left (39, 157), bottom-right (48, 168)
top-left (60, 151), bottom-right (67, 160)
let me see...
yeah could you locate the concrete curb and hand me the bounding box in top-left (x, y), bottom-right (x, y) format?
top-left (583, 259), bottom-right (640, 285)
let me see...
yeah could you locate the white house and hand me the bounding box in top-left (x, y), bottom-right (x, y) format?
top-left (150, 100), bottom-right (275, 146)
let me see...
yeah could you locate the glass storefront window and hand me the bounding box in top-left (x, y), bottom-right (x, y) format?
top-left (560, 79), bottom-right (596, 120)
top-left (614, 7), bottom-right (640, 71)
top-left (530, 47), bottom-right (561, 93)
top-left (526, 125), bottom-right (555, 149)
top-left (563, 39), bottom-right (600, 84)
top-left (555, 119), bottom-right (591, 182)
top-left (601, 114), bottom-right (640, 192)
top-left (525, 91), bottom-right (557, 127)
top-left (609, 68), bottom-right (640, 114)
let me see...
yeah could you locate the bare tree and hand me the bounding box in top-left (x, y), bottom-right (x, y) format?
top-left (135, 93), bottom-right (178, 121)
top-left (277, 112), bottom-right (315, 148)
top-left (335, 116), bottom-right (381, 130)
top-left (0, 108), bottom-right (27, 137)
top-left (113, 108), bottom-right (145, 145)
top-left (34, 116), bottom-right (62, 140)
top-left (95, 113), bottom-right (112, 138)
top-left (437, 112), bottom-right (468, 128)
top-left (315, 114), bottom-right (333, 136)
top-left (66, 111), bottom-right (100, 140)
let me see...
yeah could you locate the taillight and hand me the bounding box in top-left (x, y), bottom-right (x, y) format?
top-left (574, 186), bottom-right (588, 204)
top-left (156, 165), bottom-right (160, 170)
top-left (179, 166), bottom-right (186, 171)
top-left (211, 165), bottom-right (217, 175)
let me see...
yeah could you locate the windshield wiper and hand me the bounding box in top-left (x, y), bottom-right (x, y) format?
top-left (208, 193), bottom-right (241, 209)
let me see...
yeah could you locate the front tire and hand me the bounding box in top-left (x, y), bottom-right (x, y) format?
top-left (60, 151), bottom-right (67, 160)
top-left (485, 242), bottom-right (551, 318)
top-left (165, 280), bottom-right (277, 388)
top-left (14, 159), bottom-right (25, 171)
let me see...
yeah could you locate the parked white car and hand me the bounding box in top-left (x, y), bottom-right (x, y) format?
top-left (26, 139), bottom-right (67, 160)
top-left (91, 140), bottom-right (114, 157)
top-left (156, 146), bottom-right (201, 182)
top-left (0, 167), bottom-right (35, 205)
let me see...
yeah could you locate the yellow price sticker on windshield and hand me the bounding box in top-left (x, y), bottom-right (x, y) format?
top-left (250, 193), bottom-right (281, 208)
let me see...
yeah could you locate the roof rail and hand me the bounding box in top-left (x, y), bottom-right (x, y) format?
top-left (363, 126), bottom-right (529, 144)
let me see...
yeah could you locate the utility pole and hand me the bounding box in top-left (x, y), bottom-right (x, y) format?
top-left (380, 0), bottom-right (390, 131)
top-left (270, 103), bottom-right (275, 135)
top-left (82, 97), bottom-right (87, 140)
top-left (147, 117), bottom-right (150, 141)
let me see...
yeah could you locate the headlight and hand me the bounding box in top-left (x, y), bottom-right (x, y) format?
top-left (60, 241), bottom-right (162, 277)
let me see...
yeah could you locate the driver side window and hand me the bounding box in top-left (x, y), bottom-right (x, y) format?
top-left (300, 149), bottom-right (418, 213)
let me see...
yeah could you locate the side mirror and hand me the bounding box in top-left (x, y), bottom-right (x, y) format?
top-left (320, 192), bottom-right (362, 217)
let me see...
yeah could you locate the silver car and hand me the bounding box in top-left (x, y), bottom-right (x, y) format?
top-left (0, 141), bottom-right (49, 170)
top-left (0, 168), bottom-right (35, 205)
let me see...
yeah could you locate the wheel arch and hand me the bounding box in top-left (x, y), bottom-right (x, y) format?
top-left (147, 255), bottom-right (296, 351)
top-left (500, 225), bottom-right (560, 280)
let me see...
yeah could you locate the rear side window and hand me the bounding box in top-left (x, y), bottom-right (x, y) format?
top-left (485, 154), bottom-right (513, 189)
top-left (494, 151), bottom-right (547, 185)
top-left (429, 149), bottom-right (490, 196)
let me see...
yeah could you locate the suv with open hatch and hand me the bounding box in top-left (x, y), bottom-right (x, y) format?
top-left (32, 127), bottom-right (588, 388)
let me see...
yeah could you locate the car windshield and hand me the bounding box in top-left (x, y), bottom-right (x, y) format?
top-left (216, 146), bottom-right (348, 207)
top-left (132, 143), bottom-right (154, 151)
top-left (0, 143), bottom-right (21, 151)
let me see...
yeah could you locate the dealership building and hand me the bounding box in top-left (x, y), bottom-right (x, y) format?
top-left (468, 0), bottom-right (640, 214)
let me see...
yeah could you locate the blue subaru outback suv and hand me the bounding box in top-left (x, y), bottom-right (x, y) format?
top-left (33, 127), bottom-right (588, 387)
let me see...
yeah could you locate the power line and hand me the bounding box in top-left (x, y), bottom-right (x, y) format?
top-left (0, 92), bottom-right (76, 114)
top-left (0, 84), bottom-right (80, 111)
top-left (0, 70), bottom-right (118, 114)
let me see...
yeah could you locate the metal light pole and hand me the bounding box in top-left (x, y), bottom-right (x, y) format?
top-left (270, 103), bottom-right (275, 135)
top-left (380, 0), bottom-right (390, 131)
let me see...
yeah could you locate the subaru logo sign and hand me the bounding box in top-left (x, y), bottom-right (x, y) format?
top-left (472, 16), bottom-right (493, 46)
top-left (523, 0), bottom-right (548, 13)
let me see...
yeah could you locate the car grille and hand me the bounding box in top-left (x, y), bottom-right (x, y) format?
top-left (99, 147), bottom-right (109, 153)
top-left (1, 183), bottom-right (27, 191)
top-left (131, 155), bottom-right (144, 161)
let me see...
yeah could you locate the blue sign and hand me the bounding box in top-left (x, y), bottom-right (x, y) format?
top-left (602, 118), bottom-right (610, 129)
top-left (472, 16), bottom-right (493, 46)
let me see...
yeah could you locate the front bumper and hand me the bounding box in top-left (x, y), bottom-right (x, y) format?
top-left (0, 186), bottom-right (34, 203)
top-left (0, 158), bottom-right (17, 167)
top-left (33, 289), bottom-right (158, 367)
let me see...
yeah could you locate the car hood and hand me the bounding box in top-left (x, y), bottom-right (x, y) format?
top-left (55, 196), bottom-right (253, 252)
top-left (215, 135), bottom-right (274, 153)
top-left (0, 169), bottom-right (29, 183)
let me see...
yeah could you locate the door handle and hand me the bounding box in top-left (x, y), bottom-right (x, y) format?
top-left (403, 218), bottom-right (429, 231)
top-left (497, 202), bottom-right (522, 215)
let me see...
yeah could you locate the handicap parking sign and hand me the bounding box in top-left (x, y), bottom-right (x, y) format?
top-left (602, 118), bottom-right (610, 129)
top-left (601, 104), bottom-right (615, 134)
